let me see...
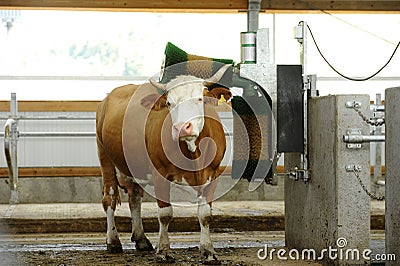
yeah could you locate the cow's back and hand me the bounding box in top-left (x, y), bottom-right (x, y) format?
top-left (96, 83), bottom-right (161, 178)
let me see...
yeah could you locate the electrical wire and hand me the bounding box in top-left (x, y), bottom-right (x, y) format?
top-left (294, 1), bottom-right (397, 45)
top-left (319, 10), bottom-right (397, 46)
top-left (304, 22), bottom-right (400, 81)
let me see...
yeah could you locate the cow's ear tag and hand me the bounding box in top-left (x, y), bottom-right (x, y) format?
top-left (157, 87), bottom-right (165, 95)
top-left (218, 95), bottom-right (226, 106)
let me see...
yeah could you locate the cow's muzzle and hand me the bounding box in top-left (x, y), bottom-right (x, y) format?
top-left (173, 122), bottom-right (195, 140)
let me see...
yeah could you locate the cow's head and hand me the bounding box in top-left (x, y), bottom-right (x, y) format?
top-left (144, 64), bottom-right (231, 152)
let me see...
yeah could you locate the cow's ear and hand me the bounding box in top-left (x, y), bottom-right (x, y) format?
top-left (141, 94), bottom-right (167, 110)
top-left (204, 87), bottom-right (232, 103)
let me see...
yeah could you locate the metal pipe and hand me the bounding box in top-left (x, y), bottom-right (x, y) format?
top-left (4, 119), bottom-right (14, 180)
top-left (271, 13), bottom-right (276, 65)
top-left (4, 118), bottom-right (19, 204)
top-left (9, 93), bottom-right (19, 204)
top-left (0, 116), bottom-right (95, 120)
top-left (343, 134), bottom-right (385, 143)
top-left (0, 131), bottom-right (234, 138)
top-left (19, 132), bottom-right (96, 137)
top-left (14, 116), bottom-right (94, 120)
top-left (301, 22), bottom-right (309, 181)
top-left (373, 94), bottom-right (383, 187)
top-left (247, 0), bottom-right (261, 32)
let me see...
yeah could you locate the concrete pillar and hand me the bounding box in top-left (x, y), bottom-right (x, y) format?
top-left (285, 95), bottom-right (370, 265)
top-left (385, 87), bottom-right (400, 266)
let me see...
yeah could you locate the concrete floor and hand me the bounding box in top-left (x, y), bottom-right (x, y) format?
top-left (0, 200), bottom-right (385, 234)
top-left (0, 200), bottom-right (388, 265)
top-left (0, 231), bottom-right (387, 266)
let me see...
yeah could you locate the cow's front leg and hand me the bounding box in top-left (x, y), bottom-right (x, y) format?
top-left (197, 195), bottom-right (219, 264)
top-left (154, 172), bottom-right (175, 262)
top-left (129, 183), bottom-right (154, 251)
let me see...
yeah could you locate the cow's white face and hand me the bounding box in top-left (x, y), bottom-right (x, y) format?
top-left (148, 64), bottom-right (231, 153)
top-left (165, 76), bottom-right (206, 152)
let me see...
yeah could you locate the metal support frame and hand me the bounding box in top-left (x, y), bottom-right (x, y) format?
top-left (238, 1), bottom-right (278, 186)
top-left (300, 22), bottom-right (310, 182)
top-left (2, 93), bottom-right (96, 204)
top-left (284, 21), bottom-right (312, 182)
top-left (4, 93), bottom-right (19, 203)
top-left (371, 93), bottom-right (384, 185)
top-left (247, 0), bottom-right (261, 32)
top-left (343, 133), bottom-right (385, 143)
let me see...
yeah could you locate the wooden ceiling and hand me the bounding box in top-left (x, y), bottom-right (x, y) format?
top-left (0, 0), bottom-right (399, 13)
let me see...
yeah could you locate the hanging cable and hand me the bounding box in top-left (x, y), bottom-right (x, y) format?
top-left (304, 22), bottom-right (400, 81)
top-left (319, 10), bottom-right (397, 46)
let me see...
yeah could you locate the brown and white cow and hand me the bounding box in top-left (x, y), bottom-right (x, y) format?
top-left (96, 64), bottom-right (231, 263)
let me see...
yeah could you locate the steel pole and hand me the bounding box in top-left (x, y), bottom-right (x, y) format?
top-left (8, 93), bottom-right (19, 204)
top-left (247, 0), bottom-right (261, 32)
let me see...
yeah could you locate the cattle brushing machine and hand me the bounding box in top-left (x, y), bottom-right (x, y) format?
top-left (157, 1), bottom-right (308, 189)
top-left (230, 0), bottom-right (307, 187)
top-left (233, 0), bottom-right (386, 189)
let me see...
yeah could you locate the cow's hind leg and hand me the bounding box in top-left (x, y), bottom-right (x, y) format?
top-left (129, 183), bottom-right (154, 251)
top-left (98, 145), bottom-right (122, 253)
top-left (154, 172), bottom-right (175, 263)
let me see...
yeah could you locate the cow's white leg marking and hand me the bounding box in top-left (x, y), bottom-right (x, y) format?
top-left (129, 190), bottom-right (153, 251)
top-left (106, 205), bottom-right (122, 253)
top-left (130, 193), bottom-right (145, 239)
top-left (157, 205), bottom-right (173, 252)
top-left (104, 187), bottom-right (122, 253)
top-left (198, 195), bottom-right (219, 263)
top-left (156, 205), bottom-right (174, 262)
top-left (197, 196), bottom-right (214, 253)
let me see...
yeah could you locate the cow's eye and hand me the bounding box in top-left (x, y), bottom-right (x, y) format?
top-left (198, 98), bottom-right (203, 102)
top-left (166, 101), bottom-right (171, 107)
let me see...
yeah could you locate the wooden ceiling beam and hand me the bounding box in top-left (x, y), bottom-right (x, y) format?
top-left (0, 0), bottom-right (399, 13)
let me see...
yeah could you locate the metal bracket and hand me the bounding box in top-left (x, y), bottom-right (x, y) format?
top-left (343, 128), bottom-right (385, 145)
top-left (345, 164), bottom-right (362, 172)
top-left (280, 167), bottom-right (310, 183)
top-left (345, 101), bottom-right (362, 109)
top-left (344, 129), bottom-right (362, 149)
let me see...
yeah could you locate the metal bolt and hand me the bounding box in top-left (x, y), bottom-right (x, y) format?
top-left (345, 164), bottom-right (362, 172)
top-left (345, 101), bottom-right (362, 109)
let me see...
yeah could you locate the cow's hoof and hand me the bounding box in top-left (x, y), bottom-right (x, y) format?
top-left (201, 251), bottom-right (221, 265)
top-left (156, 251), bottom-right (175, 263)
top-left (107, 243), bottom-right (123, 254)
top-left (134, 237), bottom-right (154, 251)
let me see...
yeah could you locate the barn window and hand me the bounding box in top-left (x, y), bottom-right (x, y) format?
top-left (0, 11), bottom-right (399, 100)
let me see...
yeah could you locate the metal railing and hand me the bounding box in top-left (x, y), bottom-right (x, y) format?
top-left (1, 93), bottom-right (234, 204)
top-left (2, 93), bottom-right (96, 204)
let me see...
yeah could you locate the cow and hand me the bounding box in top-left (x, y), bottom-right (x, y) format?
top-left (96, 64), bottom-right (232, 264)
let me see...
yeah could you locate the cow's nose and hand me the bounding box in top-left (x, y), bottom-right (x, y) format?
top-left (173, 122), bottom-right (193, 138)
